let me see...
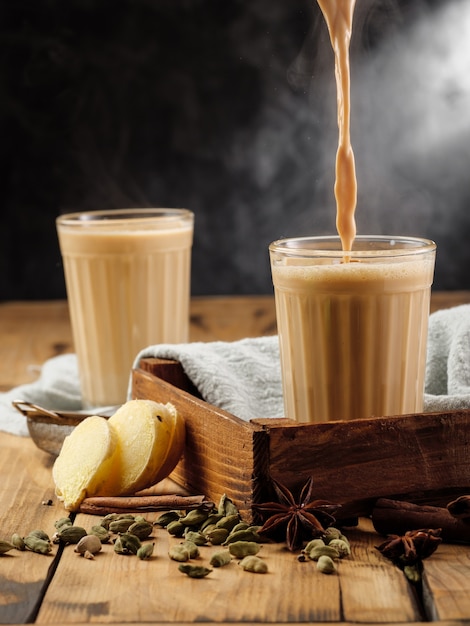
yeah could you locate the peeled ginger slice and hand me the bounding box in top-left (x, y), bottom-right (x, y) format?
top-left (52, 415), bottom-right (119, 511)
top-left (109, 399), bottom-right (184, 494)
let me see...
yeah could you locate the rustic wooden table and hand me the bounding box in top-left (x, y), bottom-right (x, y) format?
top-left (1, 293), bottom-right (470, 625)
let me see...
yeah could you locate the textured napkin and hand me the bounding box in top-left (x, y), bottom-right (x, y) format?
top-left (2, 304), bottom-right (470, 437)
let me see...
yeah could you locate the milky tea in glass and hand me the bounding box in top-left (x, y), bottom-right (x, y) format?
top-left (57, 209), bottom-right (194, 409)
top-left (270, 236), bottom-right (436, 423)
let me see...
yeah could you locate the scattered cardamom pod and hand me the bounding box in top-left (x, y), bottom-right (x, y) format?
top-left (109, 519), bottom-right (135, 534)
top-left (90, 525), bottom-right (110, 543)
top-left (180, 540), bottom-right (200, 559)
top-left (0, 539), bottom-right (16, 555)
top-left (155, 511), bottom-right (181, 527)
top-left (323, 527), bottom-right (342, 543)
top-left (183, 530), bottom-right (208, 546)
top-left (54, 526), bottom-right (87, 545)
top-left (239, 555), bottom-right (268, 574)
top-left (118, 532), bottom-right (141, 555)
top-left (169, 544), bottom-right (190, 562)
top-left (303, 538), bottom-right (326, 554)
top-left (317, 555), bottom-right (336, 574)
top-left (74, 535), bottom-right (102, 556)
top-left (137, 542), bottom-right (155, 560)
top-left (113, 536), bottom-right (125, 555)
top-left (54, 517), bottom-right (73, 530)
top-left (230, 522), bottom-right (249, 534)
top-left (11, 533), bottom-right (26, 551)
top-left (128, 520), bottom-right (153, 540)
top-left (166, 520), bottom-right (185, 537)
top-left (204, 528), bottom-right (229, 545)
top-left (224, 528), bottom-right (261, 545)
top-left (328, 538), bottom-right (351, 557)
top-left (215, 514), bottom-right (241, 532)
top-left (210, 550), bottom-right (232, 568)
top-left (24, 536), bottom-right (52, 555)
top-left (179, 509), bottom-right (209, 527)
top-left (101, 513), bottom-right (135, 530)
top-left (28, 529), bottom-right (50, 542)
top-left (217, 494), bottom-right (239, 517)
top-left (228, 541), bottom-right (260, 559)
top-left (308, 545), bottom-right (340, 561)
top-left (178, 564), bottom-right (212, 578)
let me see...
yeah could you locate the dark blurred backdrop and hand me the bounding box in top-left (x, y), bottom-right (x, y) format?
top-left (1, 0), bottom-right (470, 299)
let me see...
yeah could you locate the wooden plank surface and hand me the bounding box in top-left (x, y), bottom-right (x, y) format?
top-left (0, 434), bottom-right (61, 625)
top-left (35, 516), bottom-right (422, 625)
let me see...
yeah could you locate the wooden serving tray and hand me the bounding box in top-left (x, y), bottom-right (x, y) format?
top-left (132, 357), bottom-right (470, 522)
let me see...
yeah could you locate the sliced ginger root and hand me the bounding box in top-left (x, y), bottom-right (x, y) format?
top-left (109, 399), bottom-right (185, 494)
top-left (52, 415), bottom-right (120, 511)
top-left (52, 399), bottom-right (185, 510)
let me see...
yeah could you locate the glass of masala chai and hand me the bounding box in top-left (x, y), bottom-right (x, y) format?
top-left (57, 208), bottom-right (194, 409)
top-left (269, 235), bottom-right (436, 423)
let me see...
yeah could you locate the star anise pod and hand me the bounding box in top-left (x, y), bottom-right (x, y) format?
top-left (253, 477), bottom-right (340, 552)
top-left (376, 528), bottom-right (442, 565)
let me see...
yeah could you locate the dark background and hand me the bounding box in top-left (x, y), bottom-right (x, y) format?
top-left (1, 0), bottom-right (469, 299)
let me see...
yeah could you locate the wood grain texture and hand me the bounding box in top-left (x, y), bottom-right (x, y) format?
top-left (0, 434), bottom-right (64, 625)
top-left (134, 361), bottom-right (470, 521)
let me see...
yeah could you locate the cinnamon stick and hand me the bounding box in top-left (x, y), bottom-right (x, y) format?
top-left (79, 494), bottom-right (214, 515)
top-left (372, 498), bottom-right (470, 544)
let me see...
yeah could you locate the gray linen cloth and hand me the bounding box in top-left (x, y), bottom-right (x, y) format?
top-left (2, 304), bottom-right (470, 436)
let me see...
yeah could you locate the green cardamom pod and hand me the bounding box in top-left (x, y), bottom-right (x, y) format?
top-left (11, 533), bottom-right (26, 551)
top-left (137, 542), bottom-right (155, 560)
top-left (230, 522), bottom-right (250, 534)
top-left (210, 550), bottom-right (232, 568)
top-left (90, 525), bottom-right (110, 543)
top-left (24, 536), bottom-right (52, 555)
top-left (317, 555), bottom-right (336, 574)
top-left (308, 545), bottom-right (340, 562)
top-left (328, 538), bottom-right (351, 557)
top-left (169, 544), bottom-right (190, 562)
top-left (54, 517), bottom-right (73, 530)
top-left (183, 530), bottom-right (207, 546)
top-left (224, 528), bottom-right (261, 545)
top-left (204, 528), bottom-right (229, 545)
top-left (239, 555), bottom-right (268, 574)
top-left (127, 520), bottom-right (153, 540)
top-left (101, 513), bottom-right (134, 530)
top-left (0, 539), bottom-right (16, 554)
top-left (180, 540), bottom-right (200, 559)
top-left (178, 564), bottom-right (212, 578)
top-left (55, 526), bottom-right (87, 545)
top-left (119, 532), bottom-right (141, 555)
top-left (217, 494), bottom-right (239, 517)
top-left (215, 514), bottom-right (241, 532)
top-left (28, 529), bottom-right (50, 542)
top-left (228, 541), bottom-right (260, 558)
top-left (323, 527), bottom-right (342, 543)
top-left (113, 536), bottom-right (125, 554)
top-left (166, 520), bottom-right (185, 537)
top-left (303, 538), bottom-right (325, 554)
top-left (109, 518), bottom-right (135, 534)
top-left (154, 511), bottom-right (181, 527)
top-left (179, 509), bottom-right (209, 527)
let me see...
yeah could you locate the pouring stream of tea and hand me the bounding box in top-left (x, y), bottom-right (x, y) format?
top-left (316, 0), bottom-right (357, 255)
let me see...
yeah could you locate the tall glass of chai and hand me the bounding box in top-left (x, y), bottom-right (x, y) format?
top-left (57, 208), bottom-right (194, 409)
top-left (269, 235), bottom-right (436, 423)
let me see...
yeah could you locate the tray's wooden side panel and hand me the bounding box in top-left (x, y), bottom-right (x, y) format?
top-left (253, 411), bottom-right (470, 517)
top-left (132, 367), bottom-right (269, 519)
